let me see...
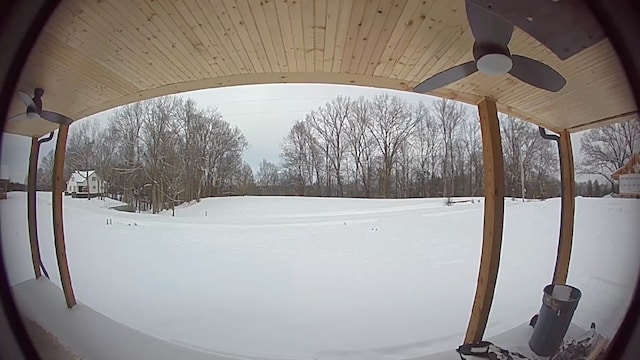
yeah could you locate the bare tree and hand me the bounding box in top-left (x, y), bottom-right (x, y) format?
top-left (501, 115), bottom-right (537, 198)
top-left (367, 94), bottom-right (416, 198)
top-left (137, 96), bottom-right (180, 212)
top-left (345, 96), bottom-right (378, 197)
top-left (412, 101), bottom-right (441, 197)
top-left (433, 98), bottom-right (464, 201)
top-left (306, 96), bottom-right (351, 196)
top-left (93, 95), bottom-right (249, 210)
top-left (256, 159), bottom-right (281, 193)
top-left (393, 138), bottom-right (414, 197)
top-left (530, 141), bottom-right (559, 198)
top-left (205, 117), bottom-right (248, 196)
top-left (108, 100), bottom-right (146, 204)
top-left (458, 115), bottom-right (482, 196)
top-left (281, 120), bottom-right (316, 195)
top-left (37, 149), bottom-right (55, 191)
top-left (161, 148), bottom-right (185, 216)
top-left (236, 162), bottom-right (255, 195)
top-left (176, 98), bottom-right (202, 201)
top-left (579, 119), bottom-right (640, 192)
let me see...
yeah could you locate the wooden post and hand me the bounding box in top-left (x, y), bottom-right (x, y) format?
top-left (553, 130), bottom-right (575, 285)
top-left (52, 124), bottom-right (76, 308)
top-left (27, 137), bottom-right (42, 278)
top-left (465, 98), bottom-right (505, 343)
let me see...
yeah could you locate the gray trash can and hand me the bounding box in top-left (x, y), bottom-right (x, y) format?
top-left (529, 284), bottom-right (582, 356)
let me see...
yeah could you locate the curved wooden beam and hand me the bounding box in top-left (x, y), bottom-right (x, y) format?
top-left (52, 123), bottom-right (76, 308)
top-left (27, 137), bottom-right (41, 279)
top-left (8, 72), bottom-right (567, 137)
top-left (465, 98), bottom-right (505, 343)
top-left (553, 130), bottom-right (575, 285)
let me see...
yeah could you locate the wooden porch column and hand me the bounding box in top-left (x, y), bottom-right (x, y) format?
top-left (553, 130), bottom-right (575, 285)
top-left (52, 124), bottom-right (76, 308)
top-left (465, 98), bottom-right (505, 343)
top-left (27, 137), bottom-right (42, 278)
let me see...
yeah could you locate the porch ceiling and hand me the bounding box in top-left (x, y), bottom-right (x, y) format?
top-left (4, 0), bottom-right (637, 137)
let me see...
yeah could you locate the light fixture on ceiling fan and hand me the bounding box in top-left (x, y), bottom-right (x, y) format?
top-left (414, 0), bottom-right (567, 94)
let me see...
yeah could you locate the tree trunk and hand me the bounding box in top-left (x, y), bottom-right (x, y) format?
top-left (384, 158), bottom-right (392, 198)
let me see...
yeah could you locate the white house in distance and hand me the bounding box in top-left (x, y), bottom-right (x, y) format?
top-left (66, 170), bottom-right (106, 198)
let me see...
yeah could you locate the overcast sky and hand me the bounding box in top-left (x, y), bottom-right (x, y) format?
top-left (1, 83), bottom-right (586, 183)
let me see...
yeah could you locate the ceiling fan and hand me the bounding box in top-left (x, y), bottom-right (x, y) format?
top-left (413, 0), bottom-right (566, 94)
top-left (6, 88), bottom-right (73, 126)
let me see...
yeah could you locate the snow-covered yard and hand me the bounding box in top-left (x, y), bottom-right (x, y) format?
top-left (1, 193), bottom-right (639, 359)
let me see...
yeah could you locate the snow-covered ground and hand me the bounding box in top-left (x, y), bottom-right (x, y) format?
top-left (1, 193), bottom-right (639, 360)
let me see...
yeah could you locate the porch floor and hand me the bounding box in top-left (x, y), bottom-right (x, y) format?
top-left (13, 278), bottom-right (596, 360)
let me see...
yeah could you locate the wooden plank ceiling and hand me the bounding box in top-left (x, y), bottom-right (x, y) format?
top-left (4, 0), bottom-right (637, 137)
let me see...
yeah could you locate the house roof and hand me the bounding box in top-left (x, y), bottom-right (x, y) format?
top-left (70, 170), bottom-right (96, 183)
top-left (3, 0), bottom-right (637, 138)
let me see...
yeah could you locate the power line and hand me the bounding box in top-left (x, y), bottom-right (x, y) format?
top-left (223, 109), bottom-right (311, 118)
top-left (209, 97), bottom-right (338, 107)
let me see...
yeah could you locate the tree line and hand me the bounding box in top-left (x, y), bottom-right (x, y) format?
top-left (37, 96), bottom-right (251, 214)
top-left (575, 179), bottom-right (610, 198)
top-left (34, 93), bottom-right (638, 212)
top-left (258, 95), bottom-right (560, 200)
top-left (577, 119), bottom-right (640, 193)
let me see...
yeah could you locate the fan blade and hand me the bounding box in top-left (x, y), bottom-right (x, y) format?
top-left (414, 62), bottom-right (478, 93)
top-left (40, 110), bottom-right (74, 125)
top-left (465, 0), bottom-right (514, 47)
top-left (17, 91), bottom-right (36, 109)
top-left (5, 114), bottom-right (28, 125)
top-left (509, 55), bottom-right (566, 92)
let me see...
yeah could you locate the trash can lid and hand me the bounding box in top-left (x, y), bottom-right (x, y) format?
top-left (543, 284), bottom-right (582, 302)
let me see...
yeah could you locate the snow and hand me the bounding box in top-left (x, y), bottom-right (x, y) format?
top-left (1, 193), bottom-right (639, 360)
top-left (12, 278), bottom-right (256, 360)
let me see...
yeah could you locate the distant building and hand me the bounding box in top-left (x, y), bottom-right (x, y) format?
top-left (66, 170), bottom-right (106, 198)
top-left (612, 154), bottom-right (640, 197)
top-left (0, 165), bottom-right (8, 200)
